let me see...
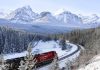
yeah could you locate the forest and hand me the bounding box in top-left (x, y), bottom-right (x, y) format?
top-left (0, 26), bottom-right (100, 66)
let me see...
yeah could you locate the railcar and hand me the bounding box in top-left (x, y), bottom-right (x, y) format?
top-left (6, 51), bottom-right (58, 70)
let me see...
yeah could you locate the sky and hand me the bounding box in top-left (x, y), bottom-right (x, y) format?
top-left (0, 0), bottom-right (100, 15)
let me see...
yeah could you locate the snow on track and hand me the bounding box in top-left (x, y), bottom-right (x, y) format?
top-left (4, 41), bottom-right (79, 60)
top-left (4, 40), bottom-right (81, 69)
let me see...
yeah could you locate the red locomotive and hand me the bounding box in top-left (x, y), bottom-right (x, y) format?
top-left (6, 51), bottom-right (58, 70)
top-left (35, 51), bottom-right (58, 67)
top-left (36, 51), bottom-right (57, 63)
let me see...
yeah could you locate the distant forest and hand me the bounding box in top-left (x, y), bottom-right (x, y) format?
top-left (0, 26), bottom-right (56, 54)
top-left (0, 26), bottom-right (100, 56)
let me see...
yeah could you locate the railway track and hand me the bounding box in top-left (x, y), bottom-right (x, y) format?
top-left (59, 44), bottom-right (81, 61)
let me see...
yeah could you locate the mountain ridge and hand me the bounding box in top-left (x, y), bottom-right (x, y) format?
top-left (0, 5), bottom-right (100, 26)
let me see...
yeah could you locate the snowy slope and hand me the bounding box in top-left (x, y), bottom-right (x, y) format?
top-left (4, 40), bottom-right (79, 60)
top-left (0, 12), bottom-right (7, 18)
top-left (34, 12), bottom-right (60, 24)
top-left (55, 9), bottom-right (82, 24)
top-left (0, 18), bottom-right (98, 36)
top-left (78, 54), bottom-right (100, 70)
top-left (79, 14), bottom-right (100, 24)
top-left (6, 6), bottom-right (39, 24)
top-left (0, 6), bottom-right (100, 32)
top-left (0, 12), bottom-right (5, 18)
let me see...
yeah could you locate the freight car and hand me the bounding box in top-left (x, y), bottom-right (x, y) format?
top-left (6, 51), bottom-right (58, 70)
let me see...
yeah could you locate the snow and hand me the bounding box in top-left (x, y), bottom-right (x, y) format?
top-left (4, 40), bottom-right (79, 60)
top-left (0, 18), bottom-right (98, 36)
top-left (0, 10), bottom-right (8, 18)
top-left (37, 63), bottom-right (53, 70)
top-left (79, 14), bottom-right (100, 24)
top-left (0, 6), bottom-right (99, 29)
top-left (0, 19), bottom-right (74, 35)
top-left (59, 51), bottom-right (80, 68)
top-left (55, 10), bottom-right (82, 24)
top-left (0, 6), bottom-right (99, 34)
top-left (34, 12), bottom-right (59, 24)
top-left (6, 6), bottom-right (39, 24)
top-left (4, 40), bottom-right (80, 69)
top-left (54, 8), bottom-right (67, 15)
top-left (78, 54), bottom-right (100, 70)
top-left (0, 12), bottom-right (6, 18)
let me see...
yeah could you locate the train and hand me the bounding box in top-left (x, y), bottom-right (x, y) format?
top-left (6, 51), bottom-right (58, 70)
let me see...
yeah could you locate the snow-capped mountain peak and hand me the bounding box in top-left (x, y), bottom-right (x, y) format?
top-left (79, 14), bottom-right (100, 24)
top-left (55, 9), bottom-right (82, 24)
top-left (54, 8), bottom-right (69, 15)
top-left (20, 5), bottom-right (32, 11)
top-left (0, 9), bottom-right (8, 18)
top-left (34, 12), bottom-right (59, 24)
top-left (0, 12), bottom-right (6, 18)
top-left (40, 12), bottom-right (51, 17)
top-left (6, 6), bottom-right (39, 23)
top-left (1, 6), bottom-right (100, 28)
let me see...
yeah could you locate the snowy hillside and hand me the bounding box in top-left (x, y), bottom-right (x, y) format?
top-left (4, 40), bottom-right (80, 69)
top-left (6, 6), bottom-right (39, 24)
top-left (78, 54), bottom-right (100, 70)
top-left (79, 14), bottom-right (100, 24)
top-left (0, 12), bottom-right (7, 18)
top-left (0, 6), bottom-right (99, 34)
top-left (55, 9), bottom-right (82, 24)
top-left (34, 12), bottom-right (60, 24)
top-left (4, 6), bottom-right (100, 26)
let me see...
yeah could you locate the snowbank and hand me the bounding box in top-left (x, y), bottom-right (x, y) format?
top-left (78, 54), bottom-right (100, 70)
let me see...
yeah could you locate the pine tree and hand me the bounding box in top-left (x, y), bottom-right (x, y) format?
top-left (59, 37), bottom-right (67, 50)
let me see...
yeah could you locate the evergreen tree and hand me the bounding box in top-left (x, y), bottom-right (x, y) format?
top-left (59, 37), bottom-right (66, 50)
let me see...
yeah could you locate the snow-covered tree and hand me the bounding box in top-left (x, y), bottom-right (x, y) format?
top-left (0, 26), bottom-right (35, 54)
top-left (50, 55), bottom-right (60, 70)
top-left (18, 60), bottom-right (26, 70)
top-left (24, 43), bottom-right (37, 70)
top-left (0, 54), bottom-right (9, 70)
top-left (64, 60), bottom-right (72, 70)
top-left (59, 37), bottom-right (67, 50)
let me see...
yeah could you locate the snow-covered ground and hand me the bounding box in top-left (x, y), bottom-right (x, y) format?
top-left (4, 40), bottom-right (80, 69)
top-left (4, 40), bottom-right (79, 60)
top-left (78, 54), bottom-right (100, 70)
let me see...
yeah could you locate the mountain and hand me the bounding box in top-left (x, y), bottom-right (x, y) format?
top-left (55, 9), bottom-right (83, 24)
top-left (34, 12), bottom-right (60, 24)
top-left (0, 6), bottom-right (100, 29)
top-left (79, 14), bottom-right (100, 24)
top-left (6, 6), bottom-right (39, 24)
top-left (0, 12), bottom-right (7, 18)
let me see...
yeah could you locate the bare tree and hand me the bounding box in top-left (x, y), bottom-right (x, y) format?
top-left (24, 43), bottom-right (37, 70)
